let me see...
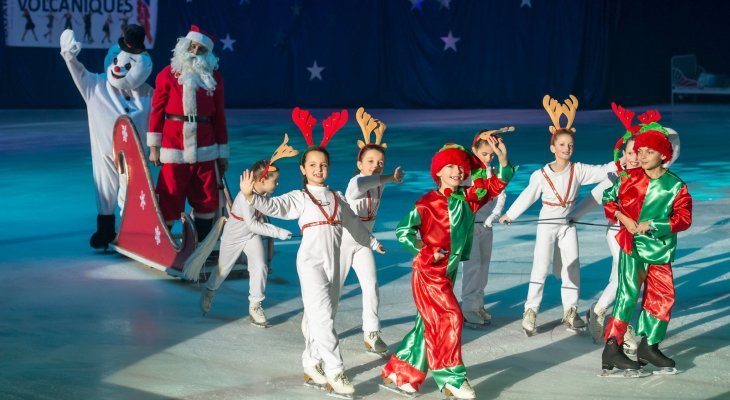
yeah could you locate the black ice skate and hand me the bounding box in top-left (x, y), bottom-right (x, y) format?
top-left (637, 336), bottom-right (678, 375)
top-left (598, 337), bottom-right (651, 378)
top-left (90, 214), bottom-right (116, 250)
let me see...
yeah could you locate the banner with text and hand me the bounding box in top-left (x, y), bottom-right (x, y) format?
top-left (3, 0), bottom-right (158, 48)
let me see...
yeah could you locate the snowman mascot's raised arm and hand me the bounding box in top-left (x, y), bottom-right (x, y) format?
top-left (60, 24), bottom-right (153, 249)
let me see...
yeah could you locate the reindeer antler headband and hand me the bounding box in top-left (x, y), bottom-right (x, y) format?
top-left (543, 94), bottom-right (579, 140)
top-left (292, 107), bottom-right (348, 149)
top-left (259, 134), bottom-right (299, 181)
top-left (355, 107), bottom-right (388, 159)
top-left (471, 126), bottom-right (515, 148)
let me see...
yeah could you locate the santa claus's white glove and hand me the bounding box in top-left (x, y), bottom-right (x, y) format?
top-left (60, 29), bottom-right (81, 56)
top-left (277, 229), bottom-right (293, 240)
top-left (483, 213), bottom-right (497, 228)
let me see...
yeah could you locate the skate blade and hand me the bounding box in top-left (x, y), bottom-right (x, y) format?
top-left (464, 322), bottom-right (490, 330)
top-left (378, 383), bottom-right (417, 398)
top-left (325, 387), bottom-right (355, 399)
top-left (597, 368), bottom-right (652, 378)
top-left (303, 381), bottom-right (328, 391)
top-left (249, 317), bottom-right (269, 328)
top-left (366, 348), bottom-right (390, 358)
top-left (651, 367), bottom-right (679, 375)
top-left (565, 326), bottom-right (587, 334)
top-left (442, 387), bottom-right (473, 399)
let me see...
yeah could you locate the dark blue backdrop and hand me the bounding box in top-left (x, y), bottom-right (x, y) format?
top-left (1, 0), bottom-right (728, 109)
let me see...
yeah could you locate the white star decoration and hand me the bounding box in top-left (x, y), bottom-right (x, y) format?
top-left (521, 0), bottom-right (532, 8)
top-left (439, 0), bottom-right (452, 10)
top-left (220, 34), bottom-right (236, 51)
top-left (307, 61), bottom-right (324, 81)
top-left (154, 225), bottom-right (161, 246)
top-left (441, 31), bottom-right (460, 52)
top-left (291, 1), bottom-right (302, 16)
top-left (139, 190), bottom-right (146, 210)
top-left (121, 124), bottom-right (128, 142)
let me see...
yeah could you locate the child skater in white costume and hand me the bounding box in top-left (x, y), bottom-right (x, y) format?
top-left (461, 128), bottom-right (510, 328)
top-left (241, 108), bottom-right (385, 399)
top-left (199, 135), bottom-right (298, 326)
top-left (339, 108), bottom-right (405, 356)
top-left (500, 95), bottom-right (617, 336)
top-left (568, 103), bottom-right (680, 351)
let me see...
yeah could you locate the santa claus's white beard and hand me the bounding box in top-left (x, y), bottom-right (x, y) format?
top-left (170, 38), bottom-right (219, 93)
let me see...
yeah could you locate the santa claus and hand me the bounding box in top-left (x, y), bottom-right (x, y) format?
top-left (60, 24), bottom-right (154, 249)
top-left (147, 25), bottom-right (228, 241)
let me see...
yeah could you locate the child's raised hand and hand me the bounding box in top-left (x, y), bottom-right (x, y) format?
top-left (499, 215), bottom-right (511, 225)
top-left (240, 170), bottom-right (255, 199)
top-left (487, 136), bottom-right (509, 166)
top-left (636, 221), bottom-right (653, 235)
top-left (391, 166), bottom-right (405, 183)
top-left (375, 244), bottom-right (386, 254)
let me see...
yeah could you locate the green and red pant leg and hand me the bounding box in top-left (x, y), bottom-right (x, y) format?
top-left (604, 251), bottom-right (676, 346)
top-left (382, 253), bottom-right (467, 391)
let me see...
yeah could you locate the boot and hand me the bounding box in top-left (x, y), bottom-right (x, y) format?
top-left (522, 308), bottom-right (537, 336)
top-left (249, 301), bottom-right (268, 327)
top-left (200, 288), bottom-right (215, 316)
top-left (303, 363), bottom-right (327, 389)
top-left (587, 302), bottom-right (607, 343)
top-left (637, 335), bottom-right (675, 368)
top-left (364, 331), bottom-right (388, 354)
top-left (443, 379), bottom-right (475, 399)
top-left (193, 217), bottom-right (214, 242)
top-left (90, 214), bottom-right (116, 249)
top-left (479, 307), bottom-right (492, 323)
top-left (623, 325), bottom-right (638, 356)
top-left (326, 372), bottom-right (355, 397)
top-left (562, 306), bottom-right (586, 331)
top-left (602, 337), bottom-right (640, 370)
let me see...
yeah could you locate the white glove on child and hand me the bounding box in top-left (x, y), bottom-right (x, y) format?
top-left (60, 29), bottom-right (81, 56)
top-left (483, 213), bottom-right (498, 228)
top-left (277, 229), bottom-right (293, 240)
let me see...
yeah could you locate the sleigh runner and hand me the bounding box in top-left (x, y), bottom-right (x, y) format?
top-left (110, 116), bottom-right (254, 278)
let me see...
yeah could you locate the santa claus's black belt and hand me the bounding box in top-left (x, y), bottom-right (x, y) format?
top-left (165, 113), bottom-right (212, 123)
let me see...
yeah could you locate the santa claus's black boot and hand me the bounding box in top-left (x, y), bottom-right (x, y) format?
top-left (602, 337), bottom-right (640, 370)
top-left (90, 214), bottom-right (116, 249)
top-left (193, 217), bottom-right (214, 242)
top-left (637, 336), bottom-right (676, 369)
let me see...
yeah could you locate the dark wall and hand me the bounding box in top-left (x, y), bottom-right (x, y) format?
top-left (1, 0), bottom-right (728, 109)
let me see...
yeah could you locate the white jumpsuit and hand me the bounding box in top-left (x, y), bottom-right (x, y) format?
top-left (504, 162), bottom-right (615, 313)
top-left (206, 192), bottom-right (292, 304)
top-left (567, 176), bottom-right (620, 311)
top-left (61, 50), bottom-right (152, 215)
top-left (249, 185), bottom-right (379, 377)
top-left (339, 174), bottom-right (383, 333)
top-left (461, 167), bottom-right (507, 314)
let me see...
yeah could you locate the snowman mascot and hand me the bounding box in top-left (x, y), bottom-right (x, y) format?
top-left (60, 24), bottom-right (154, 249)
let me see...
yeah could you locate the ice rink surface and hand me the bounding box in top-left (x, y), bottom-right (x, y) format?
top-left (1, 105), bottom-right (728, 399)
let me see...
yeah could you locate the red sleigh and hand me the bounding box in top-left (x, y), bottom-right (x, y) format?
top-left (109, 116), bottom-right (245, 278)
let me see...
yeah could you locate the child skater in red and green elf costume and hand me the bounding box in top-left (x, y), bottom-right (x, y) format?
top-left (381, 134), bottom-right (515, 399)
top-left (600, 111), bottom-right (692, 377)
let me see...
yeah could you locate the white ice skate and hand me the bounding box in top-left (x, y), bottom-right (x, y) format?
top-left (303, 363), bottom-right (328, 390)
top-left (442, 379), bottom-right (476, 399)
top-left (200, 288), bottom-right (215, 316)
top-left (562, 307), bottom-right (586, 333)
top-left (586, 302), bottom-right (606, 343)
top-left (325, 372), bottom-right (355, 399)
top-left (623, 325), bottom-right (638, 356)
top-left (479, 307), bottom-right (492, 324)
top-left (364, 331), bottom-right (389, 356)
top-left (379, 372), bottom-right (417, 398)
top-left (522, 308), bottom-right (537, 337)
top-left (463, 311), bottom-right (488, 330)
top-left (249, 302), bottom-right (268, 328)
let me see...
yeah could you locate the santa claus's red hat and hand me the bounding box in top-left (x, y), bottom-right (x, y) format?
top-left (186, 25), bottom-right (215, 50)
top-left (633, 130), bottom-right (673, 161)
top-left (430, 144), bottom-right (473, 183)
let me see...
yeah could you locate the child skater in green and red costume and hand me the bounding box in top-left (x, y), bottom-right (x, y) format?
top-left (380, 135), bottom-right (515, 399)
top-left (600, 111), bottom-right (692, 377)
